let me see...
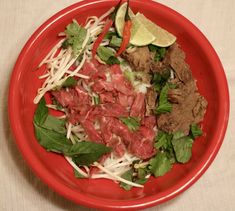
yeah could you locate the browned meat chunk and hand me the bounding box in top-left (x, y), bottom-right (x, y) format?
top-left (165, 43), bottom-right (192, 83)
top-left (146, 88), bottom-right (157, 115)
top-left (158, 80), bottom-right (207, 134)
top-left (122, 47), bottom-right (152, 72)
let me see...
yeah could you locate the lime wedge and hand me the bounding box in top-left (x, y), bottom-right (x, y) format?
top-left (136, 13), bottom-right (176, 47)
top-left (115, 3), bottom-right (155, 46)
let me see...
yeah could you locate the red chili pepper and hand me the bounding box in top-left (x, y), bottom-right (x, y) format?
top-left (92, 0), bottom-right (122, 58)
top-left (116, 0), bottom-right (132, 56)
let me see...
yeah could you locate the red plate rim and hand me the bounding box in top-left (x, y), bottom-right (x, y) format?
top-left (8, 0), bottom-right (230, 210)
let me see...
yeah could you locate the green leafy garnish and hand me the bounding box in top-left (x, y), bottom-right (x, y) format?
top-left (120, 169), bottom-right (133, 191)
top-left (148, 44), bottom-right (167, 61)
top-left (42, 115), bottom-right (66, 134)
top-left (61, 77), bottom-right (77, 88)
top-left (34, 97), bottom-right (111, 166)
top-left (109, 36), bottom-right (122, 47)
top-left (123, 70), bottom-right (135, 82)
top-left (155, 83), bottom-right (172, 114)
top-left (63, 22), bottom-right (87, 55)
top-left (74, 169), bottom-right (86, 178)
top-left (34, 123), bottom-right (72, 153)
top-left (97, 46), bottom-right (120, 65)
top-left (106, 56), bottom-right (120, 65)
top-left (151, 70), bottom-right (171, 92)
top-left (190, 123), bottom-right (203, 139)
top-left (93, 96), bottom-right (100, 105)
top-left (34, 97), bottom-right (48, 126)
top-left (171, 132), bottom-right (193, 163)
top-left (119, 117), bottom-right (141, 131)
top-left (149, 152), bottom-right (172, 177)
top-left (68, 142), bottom-right (111, 166)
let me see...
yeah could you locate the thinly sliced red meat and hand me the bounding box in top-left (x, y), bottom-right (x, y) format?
top-left (130, 93), bottom-right (146, 118)
top-left (99, 116), bottom-right (113, 143)
top-left (81, 120), bottom-right (103, 144)
top-left (117, 92), bottom-right (134, 108)
top-left (100, 92), bottom-right (116, 104)
top-left (141, 116), bottom-right (157, 129)
top-left (108, 137), bottom-right (126, 158)
top-left (99, 103), bottom-right (129, 117)
top-left (111, 74), bottom-right (134, 95)
top-left (92, 80), bottom-right (114, 93)
top-left (129, 126), bottom-right (156, 159)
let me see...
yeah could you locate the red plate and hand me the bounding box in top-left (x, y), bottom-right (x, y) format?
top-left (8, 0), bottom-right (229, 210)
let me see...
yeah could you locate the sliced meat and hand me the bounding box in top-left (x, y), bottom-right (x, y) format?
top-left (117, 93), bottom-right (135, 108)
top-left (146, 88), bottom-right (157, 115)
top-left (91, 80), bottom-right (114, 93)
top-left (141, 116), bottom-right (157, 129)
top-left (97, 103), bottom-right (129, 118)
top-left (108, 137), bottom-right (126, 158)
top-left (81, 120), bottom-right (103, 143)
top-left (165, 43), bottom-right (192, 83)
top-left (130, 93), bottom-right (146, 118)
top-left (100, 92), bottom-right (116, 104)
top-left (111, 74), bottom-right (134, 95)
top-left (122, 47), bottom-right (152, 72)
top-left (99, 116), bottom-right (113, 143)
top-left (157, 83), bottom-right (208, 135)
top-left (129, 126), bottom-right (156, 159)
top-left (110, 64), bottom-right (122, 74)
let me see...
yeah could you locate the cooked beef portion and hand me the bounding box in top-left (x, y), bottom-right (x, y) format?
top-left (165, 43), bottom-right (192, 83)
top-left (158, 91), bottom-right (207, 135)
top-left (122, 47), bottom-right (152, 72)
top-left (146, 88), bottom-right (157, 115)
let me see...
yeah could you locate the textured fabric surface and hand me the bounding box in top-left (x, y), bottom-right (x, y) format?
top-left (0, 0), bottom-right (234, 210)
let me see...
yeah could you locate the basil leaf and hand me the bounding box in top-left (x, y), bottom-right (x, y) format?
top-left (97, 46), bottom-right (115, 63)
top-left (74, 169), bottom-right (86, 178)
top-left (43, 115), bottom-right (66, 134)
top-left (155, 83), bottom-right (172, 114)
top-left (61, 77), bottom-right (77, 88)
top-left (119, 117), bottom-right (141, 131)
top-left (149, 152), bottom-right (172, 177)
top-left (34, 123), bottom-right (72, 153)
top-left (69, 142), bottom-right (111, 166)
top-left (171, 135), bottom-right (193, 163)
top-left (34, 97), bottom-right (49, 126)
top-left (106, 56), bottom-right (120, 65)
top-left (190, 123), bottom-right (202, 139)
top-left (120, 169), bottom-right (133, 191)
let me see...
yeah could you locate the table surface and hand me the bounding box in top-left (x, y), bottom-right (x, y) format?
top-left (1, 0), bottom-right (234, 210)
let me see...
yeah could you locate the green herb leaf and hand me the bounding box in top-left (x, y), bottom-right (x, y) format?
top-left (171, 134), bottom-right (193, 163)
top-left (34, 97), bottom-right (49, 126)
top-left (69, 142), bottom-right (112, 166)
top-left (34, 123), bottom-right (72, 153)
top-left (151, 70), bottom-right (171, 92)
top-left (64, 22), bottom-right (87, 55)
top-left (123, 70), bottom-right (135, 82)
top-left (155, 83), bottom-right (172, 114)
top-left (154, 131), bottom-right (172, 149)
top-left (190, 123), bottom-right (202, 139)
top-left (106, 56), bottom-right (120, 65)
top-left (93, 96), bottom-right (100, 105)
top-left (148, 44), bottom-right (167, 61)
top-left (119, 117), bottom-right (141, 131)
top-left (149, 152), bottom-right (172, 177)
top-left (97, 46), bottom-right (115, 63)
top-left (74, 169), bottom-right (86, 178)
top-left (42, 115), bottom-right (66, 134)
top-left (120, 169), bottom-right (133, 191)
top-left (61, 77), bottom-right (77, 88)
top-left (109, 36), bottom-right (122, 47)
top-left (104, 31), bottom-right (118, 40)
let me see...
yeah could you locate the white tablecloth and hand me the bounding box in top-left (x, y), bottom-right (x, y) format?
top-left (0, 0), bottom-right (234, 210)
